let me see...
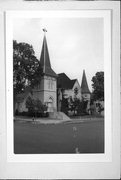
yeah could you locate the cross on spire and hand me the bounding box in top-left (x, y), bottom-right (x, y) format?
top-left (43, 28), bottom-right (47, 34)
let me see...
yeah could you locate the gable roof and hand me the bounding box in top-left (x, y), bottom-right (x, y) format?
top-left (81, 70), bottom-right (90, 94)
top-left (40, 35), bottom-right (57, 78)
top-left (57, 73), bottom-right (77, 89)
top-left (70, 79), bottom-right (77, 88)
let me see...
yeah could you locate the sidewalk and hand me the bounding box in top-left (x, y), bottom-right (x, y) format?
top-left (14, 116), bottom-right (72, 124)
top-left (14, 116), bottom-right (104, 125)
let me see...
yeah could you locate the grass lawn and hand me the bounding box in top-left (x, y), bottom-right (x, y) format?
top-left (14, 119), bottom-right (104, 154)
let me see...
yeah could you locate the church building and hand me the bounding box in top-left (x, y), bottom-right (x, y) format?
top-left (15, 30), bottom-right (91, 114)
top-left (32, 32), bottom-right (57, 112)
top-left (15, 30), bottom-right (57, 113)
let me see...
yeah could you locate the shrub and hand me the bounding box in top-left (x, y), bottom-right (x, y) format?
top-left (26, 96), bottom-right (47, 117)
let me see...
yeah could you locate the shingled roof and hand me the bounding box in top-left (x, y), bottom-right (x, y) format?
top-left (40, 35), bottom-right (57, 78)
top-left (81, 70), bottom-right (90, 94)
top-left (57, 73), bottom-right (77, 89)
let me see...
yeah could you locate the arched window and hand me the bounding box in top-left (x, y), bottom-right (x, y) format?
top-left (48, 96), bottom-right (53, 103)
top-left (47, 96), bottom-right (54, 112)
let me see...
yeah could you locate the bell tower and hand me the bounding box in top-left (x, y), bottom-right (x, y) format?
top-left (33, 29), bottom-right (57, 112)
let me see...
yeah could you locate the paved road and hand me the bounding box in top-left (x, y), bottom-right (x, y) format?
top-left (14, 119), bottom-right (104, 154)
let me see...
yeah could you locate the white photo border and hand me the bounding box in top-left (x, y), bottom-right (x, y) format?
top-left (6, 10), bottom-right (111, 162)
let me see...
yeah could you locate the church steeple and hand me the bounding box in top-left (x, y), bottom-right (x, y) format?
top-left (40, 29), bottom-right (57, 77)
top-left (81, 70), bottom-right (90, 94)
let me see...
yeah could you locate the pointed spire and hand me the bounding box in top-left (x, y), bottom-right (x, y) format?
top-left (40, 29), bottom-right (57, 77)
top-left (81, 70), bottom-right (90, 94)
top-left (40, 31), bottom-right (51, 71)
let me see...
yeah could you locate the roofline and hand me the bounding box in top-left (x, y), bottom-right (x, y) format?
top-left (43, 73), bottom-right (58, 78)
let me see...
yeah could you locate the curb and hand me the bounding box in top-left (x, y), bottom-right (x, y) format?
top-left (14, 117), bottom-right (104, 125)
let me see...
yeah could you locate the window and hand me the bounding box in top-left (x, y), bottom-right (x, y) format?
top-left (48, 80), bottom-right (51, 89)
top-left (48, 79), bottom-right (54, 89)
top-left (50, 80), bottom-right (54, 89)
top-left (74, 87), bottom-right (78, 95)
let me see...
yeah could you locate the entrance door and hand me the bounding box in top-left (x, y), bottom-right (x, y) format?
top-left (47, 97), bottom-right (53, 112)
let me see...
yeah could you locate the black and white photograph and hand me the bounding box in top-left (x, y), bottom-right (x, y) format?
top-left (6, 10), bottom-right (112, 158)
top-left (0, 1), bottom-right (119, 179)
top-left (13, 17), bottom-right (104, 154)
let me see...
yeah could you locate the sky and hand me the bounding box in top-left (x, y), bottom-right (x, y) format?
top-left (13, 17), bottom-right (104, 91)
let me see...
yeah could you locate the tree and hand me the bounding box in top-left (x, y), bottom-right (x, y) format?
top-left (13, 40), bottom-right (42, 95)
top-left (69, 97), bottom-right (88, 116)
top-left (69, 97), bottom-right (80, 115)
top-left (91, 71), bottom-right (104, 101)
top-left (61, 97), bottom-right (69, 115)
top-left (26, 97), bottom-right (47, 117)
top-left (25, 96), bottom-right (34, 113)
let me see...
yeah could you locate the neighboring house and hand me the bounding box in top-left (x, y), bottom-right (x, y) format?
top-left (57, 73), bottom-right (82, 99)
top-left (57, 71), bottom-right (91, 112)
top-left (57, 73), bottom-right (82, 111)
top-left (94, 100), bottom-right (104, 116)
